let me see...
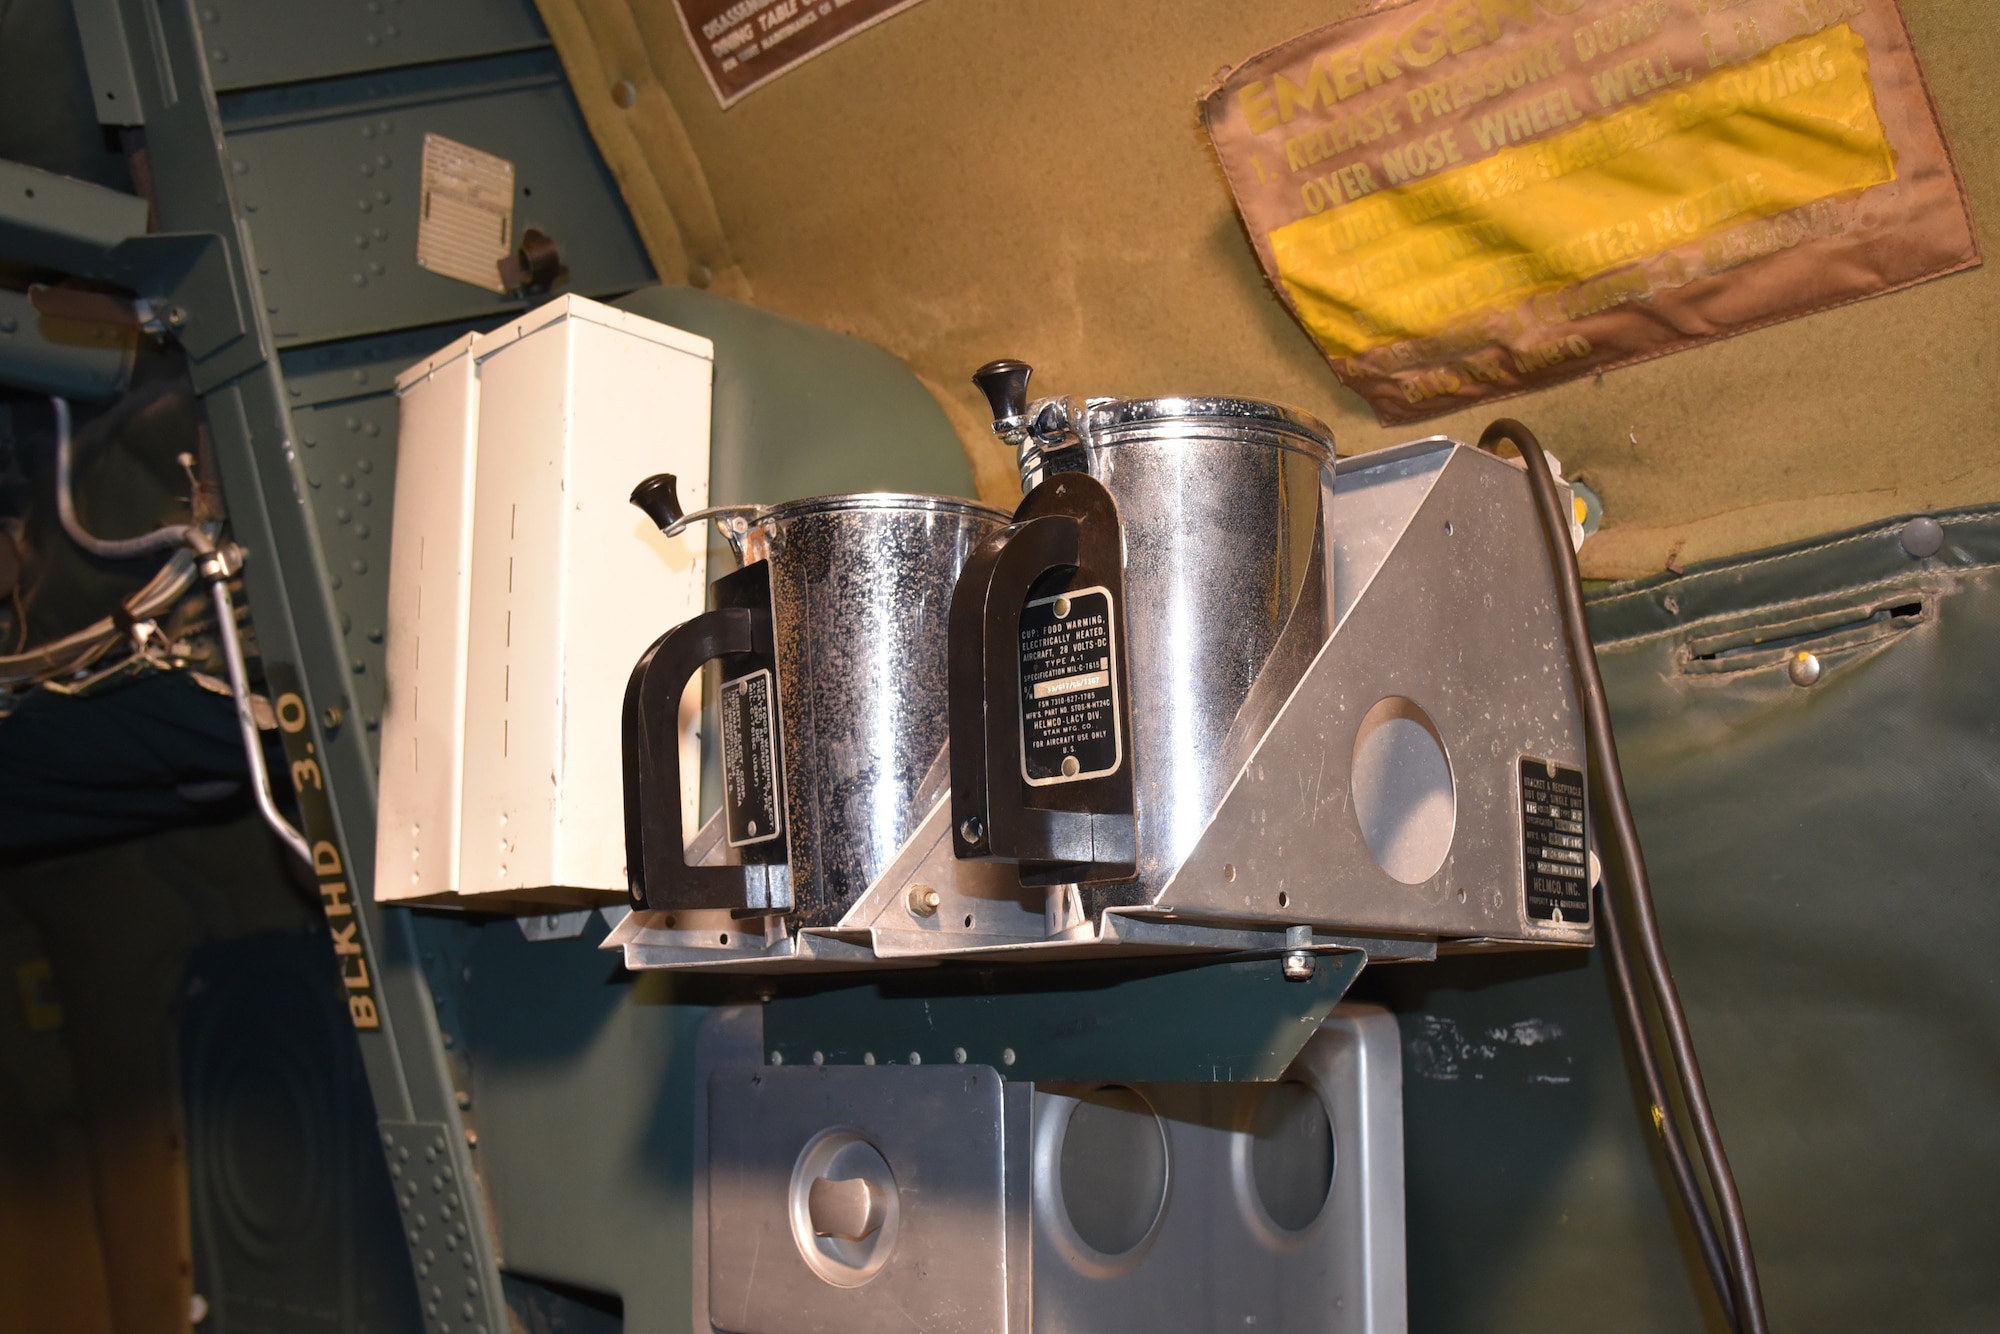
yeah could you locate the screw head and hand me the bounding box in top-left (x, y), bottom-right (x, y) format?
top-left (1281, 950), bottom-right (1316, 982)
top-left (1787, 650), bottom-right (1822, 687)
top-left (322, 704), bottom-right (344, 731)
top-left (959, 815), bottom-right (984, 845)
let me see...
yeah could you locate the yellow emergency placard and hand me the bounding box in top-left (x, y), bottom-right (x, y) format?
top-left (1203, 0), bottom-right (1977, 424)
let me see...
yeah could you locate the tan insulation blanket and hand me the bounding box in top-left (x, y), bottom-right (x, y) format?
top-left (534, 0), bottom-right (1996, 579)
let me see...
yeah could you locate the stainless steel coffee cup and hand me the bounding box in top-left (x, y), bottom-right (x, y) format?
top-left (950, 362), bottom-right (1335, 904)
top-left (627, 476), bottom-right (1007, 924)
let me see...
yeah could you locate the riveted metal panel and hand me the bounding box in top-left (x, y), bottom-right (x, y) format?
top-left (218, 52), bottom-right (652, 348)
top-left (379, 1120), bottom-right (504, 1334)
top-left (763, 953), bottom-right (1366, 1083)
top-left (288, 390), bottom-right (398, 752)
top-left (198, 0), bottom-right (548, 94)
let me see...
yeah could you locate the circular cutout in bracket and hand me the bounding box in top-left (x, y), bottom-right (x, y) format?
top-left (1350, 696), bottom-right (1456, 884)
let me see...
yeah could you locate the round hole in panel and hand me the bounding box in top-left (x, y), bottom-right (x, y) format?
top-left (1249, 1080), bottom-right (1335, 1232)
top-left (788, 1129), bottom-right (900, 1288)
top-left (1350, 696), bottom-right (1455, 884)
top-left (1058, 1086), bottom-right (1168, 1257)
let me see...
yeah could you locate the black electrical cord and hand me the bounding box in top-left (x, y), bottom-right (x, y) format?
top-left (1481, 418), bottom-right (1769, 1334)
top-left (1597, 877), bottom-right (1739, 1332)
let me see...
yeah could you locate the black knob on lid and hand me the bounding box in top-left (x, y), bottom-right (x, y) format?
top-left (631, 473), bottom-right (685, 532)
top-left (972, 359), bottom-right (1034, 426)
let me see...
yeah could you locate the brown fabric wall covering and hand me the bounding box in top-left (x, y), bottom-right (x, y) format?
top-left (536, 0), bottom-right (1996, 579)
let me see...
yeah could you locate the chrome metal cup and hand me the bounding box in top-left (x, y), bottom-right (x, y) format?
top-left (1070, 400), bottom-right (1334, 898)
top-left (964, 364), bottom-right (1336, 903)
top-left (756, 494), bottom-right (1008, 922)
top-left (629, 478), bottom-right (1008, 925)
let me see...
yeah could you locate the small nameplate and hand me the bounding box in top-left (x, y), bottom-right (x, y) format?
top-left (1521, 757), bottom-right (1589, 926)
top-left (1019, 586), bottom-right (1121, 786)
top-left (720, 668), bottom-right (783, 847)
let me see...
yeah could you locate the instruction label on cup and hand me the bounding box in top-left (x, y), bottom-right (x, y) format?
top-left (721, 668), bottom-right (784, 847)
top-left (1019, 587), bottom-right (1122, 786)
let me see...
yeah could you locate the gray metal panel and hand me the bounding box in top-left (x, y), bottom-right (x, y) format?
top-left (692, 1005), bottom-right (1403, 1334)
top-left (1329, 439), bottom-right (1451, 629)
top-left (219, 54), bottom-right (652, 348)
top-left (199, 0), bottom-right (548, 93)
top-left (1031, 1007), bottom-right (1404, 1334)
top-left (708, 1063), bottom-right (1013, 1334)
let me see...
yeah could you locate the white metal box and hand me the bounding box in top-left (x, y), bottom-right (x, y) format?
top-left (375, 295), bottom-right (713, 905)
top-left (378, 333), bottom-right (481, 903)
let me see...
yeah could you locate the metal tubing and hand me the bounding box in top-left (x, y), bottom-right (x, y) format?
top-left (52, 395), bottom-right (195, 558)
top-left (201, 552), bottom-right (311, 864)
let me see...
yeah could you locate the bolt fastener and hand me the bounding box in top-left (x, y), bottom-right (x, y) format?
top-left (1282, 950), bottom-right (1317, 982)
top-left (907, 884), bottom-right (941, 918)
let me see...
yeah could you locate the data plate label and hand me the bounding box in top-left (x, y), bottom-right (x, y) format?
top-left (1521, 757), bottom-right (1588, 925)
top-left (721, 668), bottom-right (783, 847)
top-left (1018, 586), bottom-right (1121, 786)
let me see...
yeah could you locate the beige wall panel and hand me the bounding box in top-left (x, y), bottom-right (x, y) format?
top-left (544, 0), bottom-right (1995, 578)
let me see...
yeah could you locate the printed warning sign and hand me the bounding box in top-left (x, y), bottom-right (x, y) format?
top-left (416, 133), bottom-right (514, 294)
top-left (1202, 0), bottom-right (1978, 424)
top-left (675, 0), bottom-right (931, 107)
